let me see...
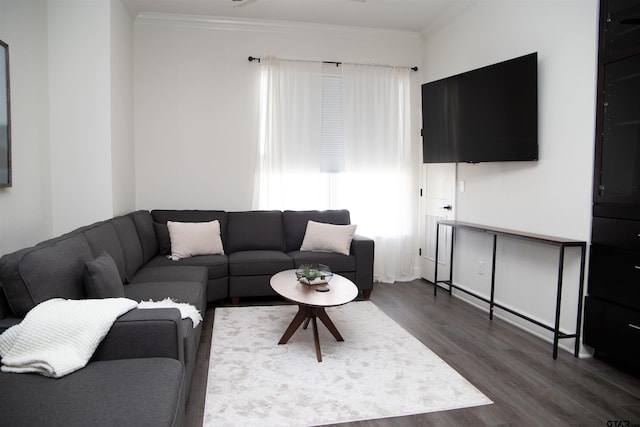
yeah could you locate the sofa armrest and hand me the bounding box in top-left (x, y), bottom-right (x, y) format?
top-left (351, 234), bottom-right (374, 292)
top-left (91, 307), bottom-right (184, 363)
top-left (0, 316), bottom-right (20, 334)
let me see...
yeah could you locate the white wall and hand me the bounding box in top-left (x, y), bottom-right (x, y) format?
top-left (0, 0), bottom-right (52, 254)
top-left (48, 0), bottom-right (114, 235)
top-left (133, 15), bottom-right (422, 211)
top-left (110, 0), bottom-right (135, 216)
top-left (421, 1), bottom-right (599, 355)
top-left (0, 0), bottom-right (135, 254)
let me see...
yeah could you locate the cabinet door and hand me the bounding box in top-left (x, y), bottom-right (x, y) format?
top-left (592, 217), bottom-right (640, 250)
top-left (588, 244), bottom-right (640, 310)
top-left (605, 0), bottom-right (640, 58)
top-left (595, 53), bottom-right (640, 205)
top-left (584, 296), bottom-right (640, 369)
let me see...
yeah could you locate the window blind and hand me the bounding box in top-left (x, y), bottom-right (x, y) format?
top-left (320, 74), bottom-right (344, 173)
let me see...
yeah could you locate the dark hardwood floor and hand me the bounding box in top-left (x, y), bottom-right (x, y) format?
top-left (186, 280), bottom-right (640, 426)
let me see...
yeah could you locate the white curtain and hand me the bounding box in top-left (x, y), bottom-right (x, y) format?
top-left (252, 59), bottom-right (419, 283)
top-left (338, 64), bottom-right (418, 282)
top-left (252, 58), bottom-right (328, 209)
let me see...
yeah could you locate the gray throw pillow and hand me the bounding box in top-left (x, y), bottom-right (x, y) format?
top-left (84, 252), bottom-right (125, 298)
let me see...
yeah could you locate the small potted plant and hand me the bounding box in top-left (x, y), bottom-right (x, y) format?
top-left (296, 263), bottom-right (333, 286)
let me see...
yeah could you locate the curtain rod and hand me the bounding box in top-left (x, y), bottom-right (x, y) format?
top-left (248, 56), bottom-right (418, 72)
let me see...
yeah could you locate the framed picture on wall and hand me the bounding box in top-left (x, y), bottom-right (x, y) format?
top-left (0, 39), bottom-right (11, 188)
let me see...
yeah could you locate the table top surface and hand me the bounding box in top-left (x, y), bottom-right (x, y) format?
top-left (437, 220), bottom-right (586, 246)
top-left (270, 269), bottom-right (358, 307)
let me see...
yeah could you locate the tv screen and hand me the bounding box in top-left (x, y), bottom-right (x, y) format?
top-left (421, 52), bottom-right (538, 163)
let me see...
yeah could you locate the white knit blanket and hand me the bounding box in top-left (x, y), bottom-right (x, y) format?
top-left (0, 298), bottom-right (137, 378)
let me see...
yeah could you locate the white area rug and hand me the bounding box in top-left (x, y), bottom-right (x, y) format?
top-left (203, 301), bottom-right (492, 426)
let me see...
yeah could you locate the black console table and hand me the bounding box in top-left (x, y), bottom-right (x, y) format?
top-left (433, 220), bottom-right (587, 359)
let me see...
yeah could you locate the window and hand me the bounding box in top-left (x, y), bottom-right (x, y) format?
top-left (253, 58), bottom-right (418, 282)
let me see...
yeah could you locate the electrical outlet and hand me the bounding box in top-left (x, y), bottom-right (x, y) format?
top-left (478, 261), bottom-right (485, 275)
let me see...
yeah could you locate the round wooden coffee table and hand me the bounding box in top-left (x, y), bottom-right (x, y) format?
top-left (270, 269), bottom-right (358, 362)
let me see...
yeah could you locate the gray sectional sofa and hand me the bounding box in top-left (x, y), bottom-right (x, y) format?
top-left (149, 209), bottom-right (374, 303)
top-left (0, 208), bottom-right (374, 427)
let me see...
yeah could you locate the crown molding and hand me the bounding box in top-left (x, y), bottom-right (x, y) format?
top-left (135, 12), bottom-right (421, 41)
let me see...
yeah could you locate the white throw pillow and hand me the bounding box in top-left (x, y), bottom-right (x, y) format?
top-left (167, 220), bottom-right (224, 261)
top-left (300, 220), bottom-right (357, 256)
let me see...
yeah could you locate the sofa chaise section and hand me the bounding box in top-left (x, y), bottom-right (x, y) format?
top-left (0, 211), bottom-right (207, 425)
top-left (0, 357), bottom-right (185, 427)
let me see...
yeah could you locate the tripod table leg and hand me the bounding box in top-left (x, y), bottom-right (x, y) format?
top-left (278, 305), bottom-right (309, 345)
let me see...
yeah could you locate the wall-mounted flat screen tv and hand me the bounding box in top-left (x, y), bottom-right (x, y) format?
top-left (421, 52), bottom-right (538, 164)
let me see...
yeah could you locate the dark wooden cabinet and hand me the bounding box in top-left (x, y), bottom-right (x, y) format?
top-left (585, 0), bottom-right (640, 373)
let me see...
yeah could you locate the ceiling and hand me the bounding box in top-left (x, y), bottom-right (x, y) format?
top-left (121, 0), bottom-right (476, 33)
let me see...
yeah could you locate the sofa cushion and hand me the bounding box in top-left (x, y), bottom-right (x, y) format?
top-left (152, 209), bottom-right (228, 242)
top-left (229, 275), bottom-right (279, 298)
top-left (167, 220), bottom-right (224, 260)
top-left (83, 222), bottom-right (126, 282)
top-left (0, 358), bottom-right (184, 427)
top-left (84, 252), bottom-right (125, 298)
top-left (98, 304), bottom-right (198, 370)
top-left (124, 281), bottom-right (206, 314)
top-left (283, 210), bottom-right (351, 252)
top-left (0, 234), bottom-right (94, 316)
top-left (91, 307), bottom-right (184, 362)
top-left (152, 210), bottom-right (229, 256)
top-left (287, 250), bottom-right (356, 273)
top-left (112, 216), bottom-right (145, 282)
top-left (226, 211), bottom-right (285, 253)
top-left (130, 265), bottom-right (207, 293)
top-left (125, 281), bottom-right (205, 366)
top-left (228, 250), bottom-right (293, 276)
top-left (300, 220), bottom-right (357, 256)
top-left (151, 209), bottom-right (228, 224)
top-left (142, 255), bottom-right (228, 281)
top-left (130, 210), bottom-right (159, 264)
top-left (124, 281), bottom-right (202, 305)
